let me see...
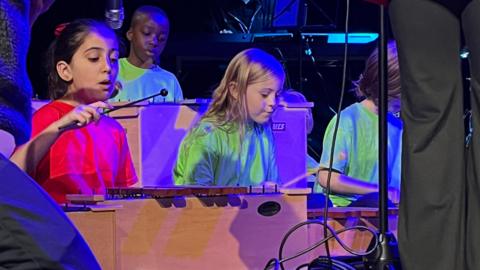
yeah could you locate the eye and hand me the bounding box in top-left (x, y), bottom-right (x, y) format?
top-left (87, 57), bottom-right (99, 62)
top-left (110, 55), bottom-right (119, 63)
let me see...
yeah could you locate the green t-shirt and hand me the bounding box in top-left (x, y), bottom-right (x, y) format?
top-left (111, 58), bottom-right (183, 103)
top-left (319, 102), bottom-right (402, 206)
top-left (174, 120), bottom-right (279, 186)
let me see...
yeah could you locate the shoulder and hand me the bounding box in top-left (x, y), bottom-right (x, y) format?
top-left (118, 58), bottom-right (146, 80)
top-left (342, 102), bottom-right (366, 117)
top-left (33, 101), bottom-right (71, 123)
top-left (118, 58), bottom-right (130, 73)
top-left (190, 120), bottom-right (223, 138)
top-left (32, 101), bottom-right (73, 136)
top-left (153, 66), bottom-right (179, 80)
top-left (119, 58), bottom-right (132, 69)
top-left (327, 103), bottom-right (361, 126)
top-left (184, 120), bottom-right (231, 146)
top-left (339, 103), bottom-right (370, 124)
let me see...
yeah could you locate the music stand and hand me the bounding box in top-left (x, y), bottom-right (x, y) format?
top-left (362, 1), bottom-right (401, 269)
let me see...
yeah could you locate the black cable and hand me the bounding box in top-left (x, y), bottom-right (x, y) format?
top-left (321, 0), bottom-right (351, 266)
top-left (307, 142), bottom-right (320, 160)
top-left (308, 257), bottom-right (356, 270)
top-left (264, 258), bottom-right (280, 270)
top-left (264, 219), bottom-right (378, 270)
top-left (279, 221), bottom-right (378, 264)
top-left (266, 1), bottom-right (381, 269)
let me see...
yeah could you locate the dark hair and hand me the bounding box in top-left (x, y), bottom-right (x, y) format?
top-left (47, 19), bottom-right (118, 100)
top-left (130, 5), bottom-right (169, 28)
top-left (353, 40), bottom-right (400, 106)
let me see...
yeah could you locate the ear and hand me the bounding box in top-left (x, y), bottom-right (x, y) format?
top-left (227, 82), bottom-right (238, 100)
top-left (126, 28), bottom-right (133, 41)
top-left (56, 60), bottom-right (73, 82)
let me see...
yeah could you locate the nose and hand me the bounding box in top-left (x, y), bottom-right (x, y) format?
top-left (101, 58), bottom-right (111, 73)
top-left (102, 57), bottom-right (117, 74)
top-left (149, 35), bottom-right (159, 47)
top-left (267, 94), bottom-right (277, 109)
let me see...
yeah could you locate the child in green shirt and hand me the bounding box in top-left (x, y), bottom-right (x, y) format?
top-left (318, 41), bottom-right (402, 207)
top-left (111, 6), bottom-right (183, 103)
top-left (174, 48), bottom-right (285, 186)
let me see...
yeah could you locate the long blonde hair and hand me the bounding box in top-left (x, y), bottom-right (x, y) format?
top-left (202, 48), bottom-right (285, 136)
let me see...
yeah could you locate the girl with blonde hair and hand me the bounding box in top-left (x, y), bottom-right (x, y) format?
top-left (174, 48), bottom-right (285, 186)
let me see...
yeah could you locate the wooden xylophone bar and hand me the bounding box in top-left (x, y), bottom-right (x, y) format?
top-left (106, 185), bottom-right (281, 199)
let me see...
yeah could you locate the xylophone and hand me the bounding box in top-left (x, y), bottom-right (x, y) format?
top-left (67, 187), bottom-right (397, 269)
top-left (67, 186), bottom-right (311, 270)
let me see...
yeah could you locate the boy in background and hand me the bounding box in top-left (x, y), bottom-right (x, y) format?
top-left (112, 5), bottom-right (183, 103)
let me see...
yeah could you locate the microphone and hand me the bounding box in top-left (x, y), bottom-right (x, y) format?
top-left (105, 0), bottom-right (124, 30)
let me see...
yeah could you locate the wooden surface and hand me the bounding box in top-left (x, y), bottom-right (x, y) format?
top-left (67, 209), bottom-right (117, 270)
top-left (68, 197), bottom-right (400, 269)
top-left (65, 194), bottom-right (106, 204)
top-left (101, 193), bottom-right (309, 270)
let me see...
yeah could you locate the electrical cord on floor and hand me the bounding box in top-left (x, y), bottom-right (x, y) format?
top-left (264, 0), bottom-right (385, 269)
top-left (263, 219), bottom-right (378, 270)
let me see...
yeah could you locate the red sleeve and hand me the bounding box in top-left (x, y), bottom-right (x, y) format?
top-left (32, 106), bottom-right (61, 138)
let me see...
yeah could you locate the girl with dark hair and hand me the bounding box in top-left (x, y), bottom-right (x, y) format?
top-left (1, 2), bottom-right (101, 269)
top-left (12, 19), bottom-right (137, 203)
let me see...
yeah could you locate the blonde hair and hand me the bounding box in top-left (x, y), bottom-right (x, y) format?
top-left (202, 48), bottom-right (285, 136)
top-left (353, 40), bottom-right (401, 107)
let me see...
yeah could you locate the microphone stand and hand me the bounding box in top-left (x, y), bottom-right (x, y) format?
top-left (363, 2), bottom-right (400, 269)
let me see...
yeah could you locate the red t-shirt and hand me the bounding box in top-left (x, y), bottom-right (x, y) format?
top-left (32, 101), bottom-right (137, 203)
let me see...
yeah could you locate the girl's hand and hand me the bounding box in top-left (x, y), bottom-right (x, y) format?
top-left (54, 101), bottom-right (112, 132)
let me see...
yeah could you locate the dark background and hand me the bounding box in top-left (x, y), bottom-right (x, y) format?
top-left (26, 0), bottom-right (401, 160)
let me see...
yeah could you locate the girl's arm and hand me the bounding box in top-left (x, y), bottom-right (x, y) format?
top-left (317, 170), bottom-right (399, 203)
top-left (10, 102), bottom-right (109, 174)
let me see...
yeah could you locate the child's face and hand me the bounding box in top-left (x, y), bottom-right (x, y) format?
top-left (61, 31), bottom-right (119, 103)
top-left (245, 76), bottom-right (283, 124)
top-left (127, 14), bottom-right (169, 65)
